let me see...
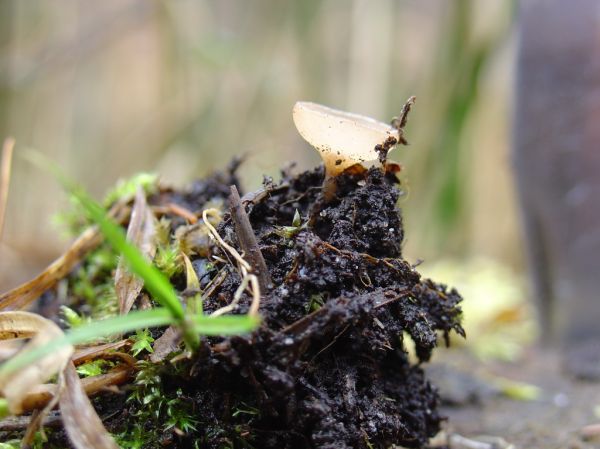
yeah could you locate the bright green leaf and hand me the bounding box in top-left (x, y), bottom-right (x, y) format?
top-left (131, 329), bottom-right (155, 356)
top-left (76, 360), bottom-right (106, 377)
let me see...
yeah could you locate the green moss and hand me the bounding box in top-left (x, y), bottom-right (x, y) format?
top-left (53, 173), bottom-right (158, 238)
top-left (305, 293), bottom-right (324, 313)
top-left (274, 210), bottom-right (306, 240)
top-left (103, 173), bottom-right (158, 207)
top-left (130, 329), bottom-right (155, 356)
top-left (68, 243), bottom-right (119, 321)
top-left (60, 305), bottom-right (86, 328)
top-left (116, 362), bottom-right (198, 448)
top-left (154, 244), bottom-right (182, 279)
top-left (76, 359), bottom-right (115, 377)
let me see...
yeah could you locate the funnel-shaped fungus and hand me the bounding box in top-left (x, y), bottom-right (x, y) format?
top-left (293, 102), bottom-right (400, 177)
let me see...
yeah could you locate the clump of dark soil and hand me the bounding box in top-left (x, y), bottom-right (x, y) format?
top-left (129, 163), bottom-right (464, 448)
top-left (5, 161), bottom-right (463, 448)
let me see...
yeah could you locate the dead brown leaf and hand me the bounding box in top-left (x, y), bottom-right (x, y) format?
top-left (116, 187), bottom-right (157, 315)
top-left (150, 325), bottom-right (181, 363)
top-left (59, 362), bottom-right (119, 449)
top-left (72, 339), bottom-right (130, 364)
top-left (0, 311), bottom-right (73, 414)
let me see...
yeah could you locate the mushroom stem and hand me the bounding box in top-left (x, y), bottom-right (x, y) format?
top-left (321, 174), bottom-right (338, 203)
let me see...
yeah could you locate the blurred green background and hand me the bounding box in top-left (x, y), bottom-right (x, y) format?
top-left (0, 0), bottom-right (528, 350)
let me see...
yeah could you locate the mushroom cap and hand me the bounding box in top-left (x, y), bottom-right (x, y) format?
top-left (293, 101), bottom-right (399, 176)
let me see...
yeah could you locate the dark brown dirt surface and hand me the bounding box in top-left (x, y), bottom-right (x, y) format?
top-left (132, 164), bottom-right (464, 448)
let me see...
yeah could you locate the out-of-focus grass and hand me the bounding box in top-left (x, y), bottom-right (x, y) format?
top-left (0, 1), bottom-right (519, 302)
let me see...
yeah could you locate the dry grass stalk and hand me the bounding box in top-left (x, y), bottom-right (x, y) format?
top-left (0, 137), bottom-right (15, 242)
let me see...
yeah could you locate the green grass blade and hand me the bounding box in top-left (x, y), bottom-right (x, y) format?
top-left (0, 311), bottom-right (260, 379)
top-left (0, 309), bottom-right (174, 378)
top-left (66, 308), bottom-right (174, 343)
top-left (192, 314), bottom-right (260, 336)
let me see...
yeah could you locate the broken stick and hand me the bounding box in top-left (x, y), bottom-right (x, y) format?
top-left (229, 185), bottom-right (272, 292)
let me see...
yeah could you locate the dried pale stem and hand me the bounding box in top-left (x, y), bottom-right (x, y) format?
top-left (165, 202), bottom-right (198, 224)
top-left (17, 365), bottom-right (132, 415)
top-left (247, 275), bottom-right (260, 316)
top-left (22, 370), bottom-right (65, 445)
top-left (211, 275), bottom-right (249, 317)
top-left (202, 208), bottom-right (261, 316)
top-left (0, 137), bottom-right (15, 242)
top-left (0, 413), bottom-right (62, 431)
top-left (202, 209), bottom-right (250, 272)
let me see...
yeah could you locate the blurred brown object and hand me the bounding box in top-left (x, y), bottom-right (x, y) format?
top-left (514, 0), bottom-right (600, 345)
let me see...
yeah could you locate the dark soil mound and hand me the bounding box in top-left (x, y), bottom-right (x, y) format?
top-left (128, 164), bottom-right (464, 449)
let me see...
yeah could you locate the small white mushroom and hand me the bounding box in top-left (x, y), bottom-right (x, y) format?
top-left (293, 102), bottom-right (400, 177)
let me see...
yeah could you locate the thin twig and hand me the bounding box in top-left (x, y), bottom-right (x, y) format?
top-left (390, 96), bottom-right (416, 145)
top-left (308, 324), bottom-right (350, 365)
top-left (211, 274), bottom-right (250, 317)
top-left (201, 268), bottom-right (228, 299)
top-left (0, 412), bottom-right (62, 431)
top-left (0, 137), bottom-right (15, 242)
top-left (239, 183), bottom-right (290, 206)
top-left (229, 185), bottom-right (272, 291)
top-left (320, 240), bottom-right (402, 270)
top-left (22, 369), bottom-right (65, 444)
top-left (16, 365), bottom-right (132, 415)
top-left (166, 202), bottom-right (197, 224)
